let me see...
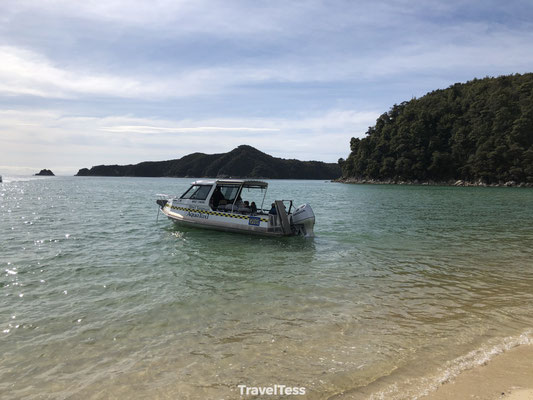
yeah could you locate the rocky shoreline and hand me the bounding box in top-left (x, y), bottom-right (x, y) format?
top-left (334, 177), bottom-right (533, 187)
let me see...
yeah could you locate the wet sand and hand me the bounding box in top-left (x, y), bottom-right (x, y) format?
top-left (422, 344), bottom-right (533, 400)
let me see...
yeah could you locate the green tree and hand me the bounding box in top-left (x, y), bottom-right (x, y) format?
top-left (341, 73), bottom-right (533, 184)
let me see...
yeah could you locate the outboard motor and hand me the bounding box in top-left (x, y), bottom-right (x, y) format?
top-left (291, 203), bottom-right (315, 237)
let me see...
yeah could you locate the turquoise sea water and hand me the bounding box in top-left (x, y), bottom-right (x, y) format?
top-left (1, 176), bottom-right (533, 399)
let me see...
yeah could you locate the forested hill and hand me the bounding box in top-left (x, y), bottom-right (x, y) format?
top-left (340, 73), bottom-right (533, 185)
top-left (76, 145), bottom-right (341, 179)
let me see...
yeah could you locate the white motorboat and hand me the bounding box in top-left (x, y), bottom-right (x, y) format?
top-left (156, 179), bottom-right (315, 237)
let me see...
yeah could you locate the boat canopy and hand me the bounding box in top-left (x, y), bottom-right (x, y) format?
top-left (192, 179), bottom-right (268, 189)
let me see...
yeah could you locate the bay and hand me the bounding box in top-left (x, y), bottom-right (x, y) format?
top-left (1, 177), bottom-right (532, 399)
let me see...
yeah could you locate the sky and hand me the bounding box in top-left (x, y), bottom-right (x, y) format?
top-left (1, 0), bottom-right (532, 175)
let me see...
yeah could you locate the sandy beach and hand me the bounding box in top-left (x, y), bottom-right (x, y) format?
top-left (422, 344), bottom-right (533, 400)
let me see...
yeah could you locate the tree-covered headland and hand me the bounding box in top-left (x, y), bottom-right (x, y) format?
top-left (76, 145), bottom-right (340, 179)
top-left (339, 73), bottom-right (533, 185)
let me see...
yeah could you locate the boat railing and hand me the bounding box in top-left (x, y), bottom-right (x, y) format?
top-left (156, 193), bottom-right (175, 200)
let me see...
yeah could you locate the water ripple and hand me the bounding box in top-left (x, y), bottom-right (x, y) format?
top-left (1, 178), bottom-right (532, 399)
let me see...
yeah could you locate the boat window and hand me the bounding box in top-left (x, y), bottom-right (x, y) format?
top-left (218, 185), bottom-right (241, 202)
top-left (180, 185), bottom-right (212, 200)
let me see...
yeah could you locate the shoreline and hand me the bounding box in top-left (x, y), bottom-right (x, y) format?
top-left (334, 177), bottom-right (533, 188)
top-left (422, 344), bottom-right (533, 400)
top-left (331, 334), bottom-right (533, 400)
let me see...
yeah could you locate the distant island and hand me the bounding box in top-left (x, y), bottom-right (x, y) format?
top-left (338, 73), bottom-right (533, 187)
top-left (35, 169), bottom-right (55, 176)
top-left (76, 145), bottom-right (341, 179)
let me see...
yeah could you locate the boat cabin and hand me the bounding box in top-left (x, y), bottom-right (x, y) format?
top-left (176, 179), bottom-right (269, 215)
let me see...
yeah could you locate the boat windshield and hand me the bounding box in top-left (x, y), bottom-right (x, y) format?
top-left (180, 185), bottom-right (212, 200)
top-left (218, 184), bottom-right (241, 202)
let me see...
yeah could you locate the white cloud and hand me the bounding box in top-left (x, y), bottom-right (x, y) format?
top-left (4, 0), bottom-right (297, 36)
top-left (100, 126), bottom-right (280, 134)
top-left (0, 46), bottom-right (266, 99)
top-left (0, 46), bottom-right (339, 99)
top-left (3, 20), bottom-right (532, 101)
top-left (0, 46), bottom-right (146, 98)
top-left (361, 24), bottom-right (533, 78)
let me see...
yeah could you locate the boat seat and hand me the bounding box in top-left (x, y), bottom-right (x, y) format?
top-left (225, 204), bottom-right (238, 212)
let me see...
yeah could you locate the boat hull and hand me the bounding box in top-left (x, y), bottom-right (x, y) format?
top-left (160, 203), bottom-right (286, 237)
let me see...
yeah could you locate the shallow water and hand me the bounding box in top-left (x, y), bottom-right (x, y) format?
top-left (1, 177), bottom-right (532, 399)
